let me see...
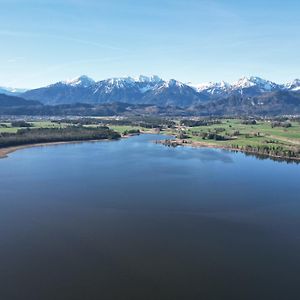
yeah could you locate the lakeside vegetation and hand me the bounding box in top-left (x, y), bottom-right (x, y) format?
top-left (1, 116), bottom-right (300, 161)
top-left (0, 120), bottom-right (67, 133)
top-left (161, 118), bottom-right (300, 161)
top-left (0, 126), bottom-right (120, 149)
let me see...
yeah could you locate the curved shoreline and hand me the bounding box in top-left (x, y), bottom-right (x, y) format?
top-left (0, 132), bottom-right (143, 159)
top-left (1, 135), bottom-right (299, 163)
top-left (0, 139), bottom-right (114, 159)
top-left (158, 138), bottom-right (300, 163)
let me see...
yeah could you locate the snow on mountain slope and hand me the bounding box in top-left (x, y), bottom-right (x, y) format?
top-left (136, 75), bottom-right (162, 84)
top-left (64, 75), bottom-right (95, 87)
top-left (20, 75), bottom-right (300, 106)
top-left (189, 81), bottom-right (231, 98)
top-left (232, 76), bottom-right (279, 92)
top-left (284, 79), bottom-right (300, 91)
top-left (191, 81), bottom-right (231, 92)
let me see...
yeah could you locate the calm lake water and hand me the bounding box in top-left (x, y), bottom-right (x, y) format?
top-left (0, 134), bottom-right (299, 300)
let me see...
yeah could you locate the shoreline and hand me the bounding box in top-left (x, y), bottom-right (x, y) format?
top-left (1, 134), bottom-right (299, 163)
top-left (158, 138), bottom-right (300, 163)
top-left (0, 131), bottom-right (142, 159)
top-left (0, 139), bottom-right (114, 159)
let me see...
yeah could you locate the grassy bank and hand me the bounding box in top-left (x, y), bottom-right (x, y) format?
top-left (1, 117), bottom-right (300, 162)
top-left (160, 118), bottom-right (300, 161)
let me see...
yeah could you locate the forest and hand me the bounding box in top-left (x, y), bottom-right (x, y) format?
top-left (0, 126), bottom-right (120, 148)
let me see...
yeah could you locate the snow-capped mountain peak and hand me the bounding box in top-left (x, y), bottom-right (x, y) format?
top-left (188, 81), bottom-right (231, 99)
top-left (92, 77), bottom-right (137, 95)
top-left (284, 79), bottom-right (300, 91)
top-left (217, 80), bottom-right (231, 89)
top-left (163, 79), bottom-right (185, 88)
top-left (65, 75), bottom-right (95, 87)
top-left (234, 76), bottom-right (256, 89)
top-left (189, 82), bottom-right (211, 91)
top-left (16, 74), bottom-right (300, 107)
top-left (191, 81), bottom-right (231, 92)
top-left (233, 76), bottom-right (278, 91)
top-left (106, 77), bottom-right (135, 86)
top-left (136, 75), bottom-right (163, 84)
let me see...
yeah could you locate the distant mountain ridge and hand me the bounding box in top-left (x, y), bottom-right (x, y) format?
top-left (0, 86), bottom-right (27, 96)
top-left (192, 90), bottom-right (300, 116)
top-left (19, 75), bottom-right (300, 107)
top-left (0, 93), bottom-right (40, 107)
top-left (1, 89), bottom-right (300, 116)
top-left (21, 75), bottom-right (204, 106)
top-left (190, 76), bottom-right (300, 98)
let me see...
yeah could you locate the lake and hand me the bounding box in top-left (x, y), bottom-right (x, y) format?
top-left (0, 134), bottom-right (299, 300)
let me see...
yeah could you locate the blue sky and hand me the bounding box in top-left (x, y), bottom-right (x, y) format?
top-left (0, 0), bottom-right (299, 88)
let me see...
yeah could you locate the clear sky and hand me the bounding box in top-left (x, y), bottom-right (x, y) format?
top-left (0, 0), bottom-right (299, 88)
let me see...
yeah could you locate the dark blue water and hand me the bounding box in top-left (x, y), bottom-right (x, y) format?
top-left (0, 134), bottom-right (299, 300)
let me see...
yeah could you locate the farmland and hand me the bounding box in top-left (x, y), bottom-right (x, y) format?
top-left (161, 118), bottom-right (300, 161)
top-left (1, 117), bottom-right (300, 161)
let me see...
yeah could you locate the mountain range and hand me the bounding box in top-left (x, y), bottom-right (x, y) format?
top-left (2, 75), bottom-right (296, 107)
top-left (1, 75), bottom-right (300, 116)
top-left (18, 75), bottom-right (203, 106)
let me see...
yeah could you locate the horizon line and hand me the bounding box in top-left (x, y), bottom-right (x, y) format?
top-left (1, 74), bottom-right (299, 90)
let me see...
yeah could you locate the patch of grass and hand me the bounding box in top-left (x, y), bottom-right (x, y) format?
top-left (30, 121), bottom-right (68, 129)
top-left (109, 125), bottom-right (163, 135)
top-left (109, 125), bottom-right (142, 134)
top-left (0, 127), bottom-right (20, 133)
top-left (0, 121), bottom-right (69, 134)
top-left (167, 119), bottom-right (300, 152)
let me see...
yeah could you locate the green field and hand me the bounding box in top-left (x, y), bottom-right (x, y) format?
top-left (105, 125), bottom-right (141, 134)
top-left (0, 121), bottom-right (144, 135)
top-left (180, 119), bottom-right (300, 146)
top-left (161, 119), bottom-right (300, 159)
top-left (0, 121), bottom-right (69, 133)
top-left (1, 118), bottom-right (300, 160)
top-left (108, 125), bottom-right (155, 135)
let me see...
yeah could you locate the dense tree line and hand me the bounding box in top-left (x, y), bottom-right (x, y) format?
top-left (54, 117), bottom-right (176, 130)
top-left (129, 117), bottom-right (175, 129)
top-left (180, 119), bottom-right (221, 127)
top-left (201, 132), bottom-right (231, 141)
top-left (52, 118), bottom-right (104, 126)
top-left (123, 129), bottom-right (140, 135)
top-left (11, 121), bottom-right (33, 128)
top-left (230, 143), bottom-right (300, 160)
top-left (271, 121), bottom-right (292, 128)
top-left (0, 127), bottom-right (120, 148)
top-left (241, 119), bottom-right (257, 125)
top-left (189, 127), bottom-right (233, 141)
